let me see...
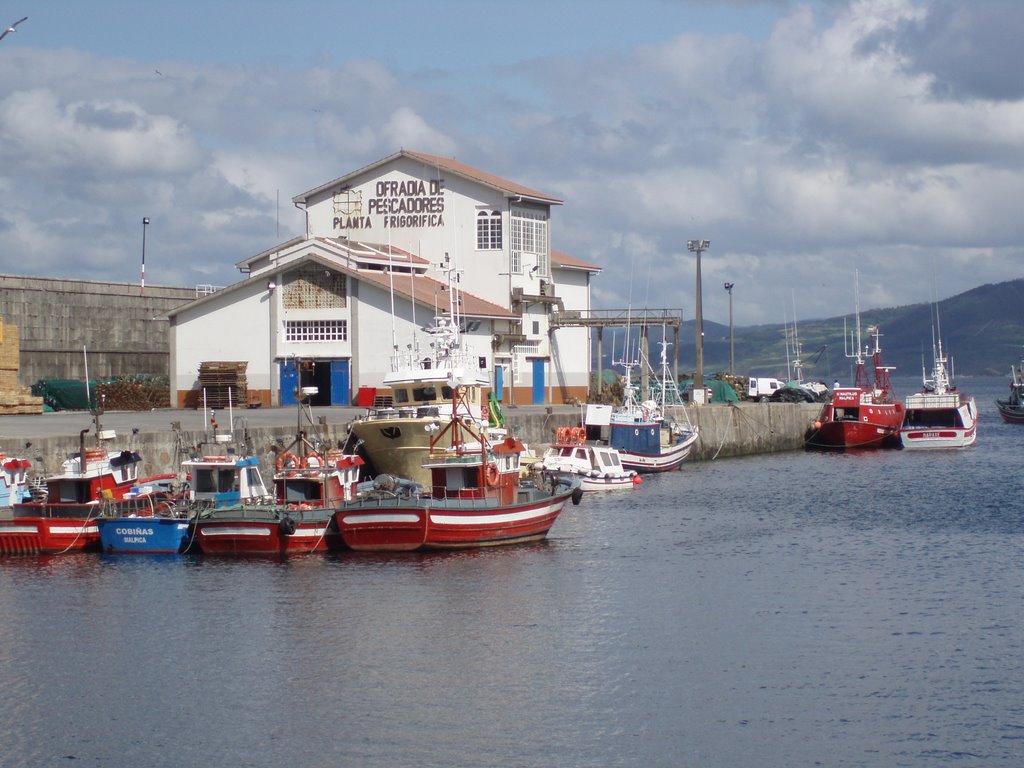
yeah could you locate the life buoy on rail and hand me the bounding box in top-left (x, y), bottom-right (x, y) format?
top-left (302, 452), bottom-right (323, 469)
top-left (276, 452), bottom-right (299, 471)
top-left (556, 427), bottom-right (571, 444)
top-left (484, 464), bottom-right (501, 487)
top-left (571, 427), bottom-right (586, 443)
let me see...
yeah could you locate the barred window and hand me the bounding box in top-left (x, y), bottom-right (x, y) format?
top-left (284, 319), bottom-right (348, 342)
top-left (476, 209), bottom-right (502, 250)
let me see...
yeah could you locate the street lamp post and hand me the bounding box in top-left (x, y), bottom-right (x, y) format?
top-left (140, 217), bottom-right (149, 296)
top-left (687, 239), bottom-right (710, 402)
top-left (267, 279), bottom-right (277, 407)
top-left (724, 281), bottom-right (735, 375)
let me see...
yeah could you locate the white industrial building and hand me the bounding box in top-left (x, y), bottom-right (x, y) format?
top-left (168, 150), bottom-right (601, 408)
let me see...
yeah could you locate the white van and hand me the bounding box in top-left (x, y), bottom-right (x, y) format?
top-left (748, 377), bottom-right (784, 401)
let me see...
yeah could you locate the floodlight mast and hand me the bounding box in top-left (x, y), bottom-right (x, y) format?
top-left (687, 239), bottom-right (710, 400)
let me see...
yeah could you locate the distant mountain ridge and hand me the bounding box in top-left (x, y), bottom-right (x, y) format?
top-left (598, 278), bottom-right (1024, 380)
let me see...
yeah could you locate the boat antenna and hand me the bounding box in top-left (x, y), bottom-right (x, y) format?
top-left (844, 270), bottom-right (867, 387)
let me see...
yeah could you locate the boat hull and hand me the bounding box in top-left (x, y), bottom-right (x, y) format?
top-left (335, 486), bottom-right (574, 552)
top-left (97, 517), bottom-right (192, 554)
top-left (0, 516), bottom-right (100, 555)
top-left (577, 473), bottom-right (639, 492)
top-left (901, 397), bottom-right (978, 449)
top-left (612, 429), bottom-right (697, 473)
top-left (349, 416), bottom-right (442, 487)
top-left (995, 400), bottom-right (1024, 424)
top-left (193, 509), bottom-right (339, 556)
top-left (806, 418), bottom-right (902, 450)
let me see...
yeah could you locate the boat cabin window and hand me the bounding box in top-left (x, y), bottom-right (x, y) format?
top-left (412, 386), bottom-right (438, 403)
top-left (393, 388), bottom-right (410, 404)
top-left (246, 467), bottom-right (266, 496)
top-left (280, 478), bottom-right (322, 503)
top-left (194, 468), bottom-right (239, 494)
top-left (56, 479), bottom-right (91, 504)
top-left (834, 408), bottom-right (859, 421)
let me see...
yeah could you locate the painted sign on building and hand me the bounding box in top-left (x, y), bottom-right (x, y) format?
top-left (333, 178), bottom-right (446, 231)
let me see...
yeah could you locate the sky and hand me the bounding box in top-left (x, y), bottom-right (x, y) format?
top-left (0, 0), bottom-right (1022, 327)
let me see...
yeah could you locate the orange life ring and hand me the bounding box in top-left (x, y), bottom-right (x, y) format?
top-left (556, 427), bottom-right (571, 443)
top-left (276, 452), bottom-right (299, 471)
top-left (484, 464), bottom-right (500, 486)
top-left (571, 427), bottom-right (586, 443)
top-left (302, 452), bottom-right (324, 469)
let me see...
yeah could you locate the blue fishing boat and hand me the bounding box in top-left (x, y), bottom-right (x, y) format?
top-left (97, 398), bottom-right (267, 554)
top-left (595, 343), bottom-right (699, 473)
top-left (97, 512), bottom-right (192, 554)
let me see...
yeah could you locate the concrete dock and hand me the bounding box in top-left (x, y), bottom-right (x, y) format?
top-left (0, 401), bottom-right (823, 478)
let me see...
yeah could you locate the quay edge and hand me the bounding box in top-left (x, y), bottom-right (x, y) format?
top-left (0, 403), bottom-right (822, 477)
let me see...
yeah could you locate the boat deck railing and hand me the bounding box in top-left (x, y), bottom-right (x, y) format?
top-left (906, 393), bottom-right (960, 409)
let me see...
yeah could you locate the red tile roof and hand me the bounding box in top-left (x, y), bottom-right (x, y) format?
top-left (294, 149), bottom-right (562, 206)
top-left (551, 249), bottom-right (602, 272)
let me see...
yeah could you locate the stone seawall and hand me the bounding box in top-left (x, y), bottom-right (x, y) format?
top-left (0, 402), bottom-right (823, 480)
top-left (503, 402), bottom-right (822, 460)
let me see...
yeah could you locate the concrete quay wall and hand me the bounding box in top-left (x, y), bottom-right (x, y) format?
top-left (504, 402), bottom-right (822, 460)
top-left (0, 402), bottom-right (822, 480)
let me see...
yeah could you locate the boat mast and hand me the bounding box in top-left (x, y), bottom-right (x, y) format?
top-left (843, 273), bottom-right (867, 389)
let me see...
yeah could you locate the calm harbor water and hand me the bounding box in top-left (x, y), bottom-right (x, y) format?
top-left (1, 376), bottom-right (1022, 767)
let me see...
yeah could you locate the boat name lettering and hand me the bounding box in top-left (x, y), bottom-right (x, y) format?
top-left (114, 527), bottom-right (154, 536)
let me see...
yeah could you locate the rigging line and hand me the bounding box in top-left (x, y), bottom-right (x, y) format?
top-left (387, 230), bottom-right (397, 354)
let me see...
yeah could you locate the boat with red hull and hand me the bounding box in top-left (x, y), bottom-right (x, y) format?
top-left (193, 452), bottom-right (363, 556)
top-left (0, 417), bottom-right (175, 555)
top-left (805, 322), bottom-right (903, 451)
top-left (191, 389), bottom-right (364, 556)
top-left (335, 385), bottom-right (581, 552)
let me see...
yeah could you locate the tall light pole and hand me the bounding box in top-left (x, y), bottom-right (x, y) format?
top-left (687, 239), bottom-right (710, 402)
top-left (267, 279), bottom-right (277, 407)
top-left (140, 217), bottom-right (150, 295)
top-left (724, 281), bottom-right (735, 375)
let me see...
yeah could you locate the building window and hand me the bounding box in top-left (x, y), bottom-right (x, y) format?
top-left (510, 207), bottom-right (548, 275)
top-left (476, 210), bottom-right (502, 250)
top-left (284, 319), bottom-right (348, 342)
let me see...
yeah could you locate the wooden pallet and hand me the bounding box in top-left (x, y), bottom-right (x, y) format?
top-left (197, 361), bottom-right (248, 409)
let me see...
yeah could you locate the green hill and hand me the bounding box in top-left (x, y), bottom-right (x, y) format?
top-left (694, 278), bottom-right (1024, 379)
top-left (603, 278), bottom-right (1024, 380)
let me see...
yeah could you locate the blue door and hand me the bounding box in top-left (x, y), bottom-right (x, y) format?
top-left (532, 359), bottom-right (546, 404)
top-left (495, 366), bottom-right (504, 401)
top-left (279, 360), bottom-right (298, 406)
top-left (330, 360), bottom-right (350, 405)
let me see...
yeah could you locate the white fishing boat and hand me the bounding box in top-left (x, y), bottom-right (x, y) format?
top-left (901, 317), bottom-right (977, 449)
top-left (541, 426), bottom-right (640, 492)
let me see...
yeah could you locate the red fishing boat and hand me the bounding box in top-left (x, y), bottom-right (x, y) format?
top-left (191, 388), bottom-right (364, 556)
top-left (0, 415), bottom-right (176, 555)
top-left (335, 384), bottom-right (582, 552)
top-left (805, 322), bottom-right (903, 451)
